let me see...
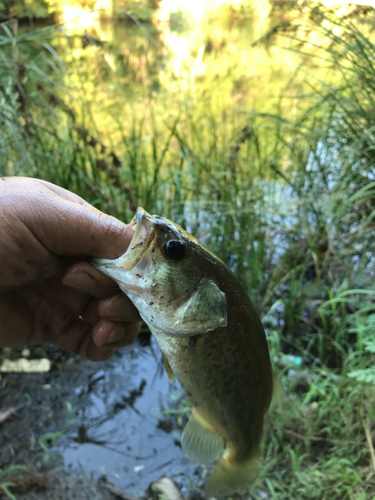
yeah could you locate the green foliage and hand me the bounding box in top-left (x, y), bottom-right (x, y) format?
top-left (258, 355), bottom-right (375, 499)
top-left (0, 484), bottom-right (17, 500)
top-left (0, 465), bottom-right (28, 500)
top-left (0, 0), bottom-right (52, 20)
top-left (348, 367), bottom-right (375, 384)
top-left (38, 401), bottom-right (78, 460)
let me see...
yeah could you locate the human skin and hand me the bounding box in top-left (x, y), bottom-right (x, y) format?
top-left (0, 177), bottom-right (141, 361)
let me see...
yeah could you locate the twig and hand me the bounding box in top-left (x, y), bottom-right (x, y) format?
top-left (363, 418), bottom-right (375, 473)
top-left (284, 428), bottom-right (327, 442)
top-left (0, 406), bottom-right (22, 425)
top-left (98, 477), bottom-right (137, 500)
top-left (284, 428), bottom-right (362, 446)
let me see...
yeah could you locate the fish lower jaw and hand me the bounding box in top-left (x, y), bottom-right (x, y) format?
top-left (117, 279), bottom-right (148, 296)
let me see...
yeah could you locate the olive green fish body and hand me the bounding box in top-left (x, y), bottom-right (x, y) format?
top-left (92, 208), bottom-right (275, 495)
top-left (153, 272), bottom-right (273, 462)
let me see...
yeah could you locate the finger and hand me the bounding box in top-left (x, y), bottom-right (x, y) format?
top-left (42, 180), bottom-right (93, 207)
top-left (80, 297), bottom-right (101, 326)
top-left (0, 281), bottom-right (117, 361)
top-left (57, 317), bottom-right (116, 361)
top-left (98, 294), bottom-right (141, 323)
top-left (0, 293), bottom-right (32, 347)
top-left (33, 194), bottom-right (134, 259)
top-left (63, 262), bottom-right (119, 298)
top-left (7, 177), bottom-right (135, 259)
top-left (1, 177), bottom-right (90, 207)
top-left (92, 319), bottom-right (140, 349)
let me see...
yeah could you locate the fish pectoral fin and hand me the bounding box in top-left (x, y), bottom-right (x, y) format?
top-left (173, 278), bottom-right (227, 336)
top-left (161, 353), bottom-right (175, 383)
top-left (181, 408), bottom-right (225, 464)
top-left (141, 279), bottom-right (227, 337)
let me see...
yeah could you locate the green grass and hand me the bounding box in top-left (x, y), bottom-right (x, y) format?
top-left (0, 465), bottom-right (28, 500)
top-left (38, 401), bottom-right (78, 460)
top-left (1, 5), bottom-right (375, 498)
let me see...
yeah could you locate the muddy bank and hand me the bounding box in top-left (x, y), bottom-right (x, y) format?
top-left (0, 467), bottom-right (207, 500)
top-left (0, 467), bottom-right (127, 500)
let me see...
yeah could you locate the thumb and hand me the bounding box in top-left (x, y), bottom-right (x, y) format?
top-left (4, 177), bottom-right (134, 259)
top-left (24, 191), bottom-right (134, 259)
top-left (39, 201), bottom-right (134, 259)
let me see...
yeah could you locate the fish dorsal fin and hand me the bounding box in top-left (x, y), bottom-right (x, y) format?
top-left (181, 408), bottom-right (225, 463)
top-left (161, 352), bottom-right (175, 383)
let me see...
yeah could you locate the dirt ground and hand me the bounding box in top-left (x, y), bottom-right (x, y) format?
top-left (1, 467), bottom-right (133, 500)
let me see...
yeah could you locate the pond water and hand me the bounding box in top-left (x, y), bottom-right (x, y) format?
top-left (58, 335), bottom-right (197, 495)
top-left (40, 7), bottom-right (307, 156)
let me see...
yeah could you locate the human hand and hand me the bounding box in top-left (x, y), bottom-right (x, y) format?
top-left (0, 177), bottom-right (141, 361)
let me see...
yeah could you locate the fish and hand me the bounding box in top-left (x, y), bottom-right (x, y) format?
top-left (91, 207), bottom-right (277, 496)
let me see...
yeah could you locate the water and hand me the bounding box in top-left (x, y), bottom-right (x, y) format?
top-left (37, 8), bottom-right (306, 156)
top-left (58, 335), bottom-right (197, 494)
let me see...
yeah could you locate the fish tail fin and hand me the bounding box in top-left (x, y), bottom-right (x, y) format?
top-left (205, 449), bottom-right (261, 496)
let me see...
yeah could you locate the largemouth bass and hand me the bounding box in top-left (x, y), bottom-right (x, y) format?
top-left (92, 208), bottom-right (276, 495)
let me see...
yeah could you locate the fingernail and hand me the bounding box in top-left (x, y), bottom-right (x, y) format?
top-left (105, 325), bottom-right (125, 345)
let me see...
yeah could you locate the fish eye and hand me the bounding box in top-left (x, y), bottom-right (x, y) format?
top-left (163, 239), bottom-right (186, 260)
